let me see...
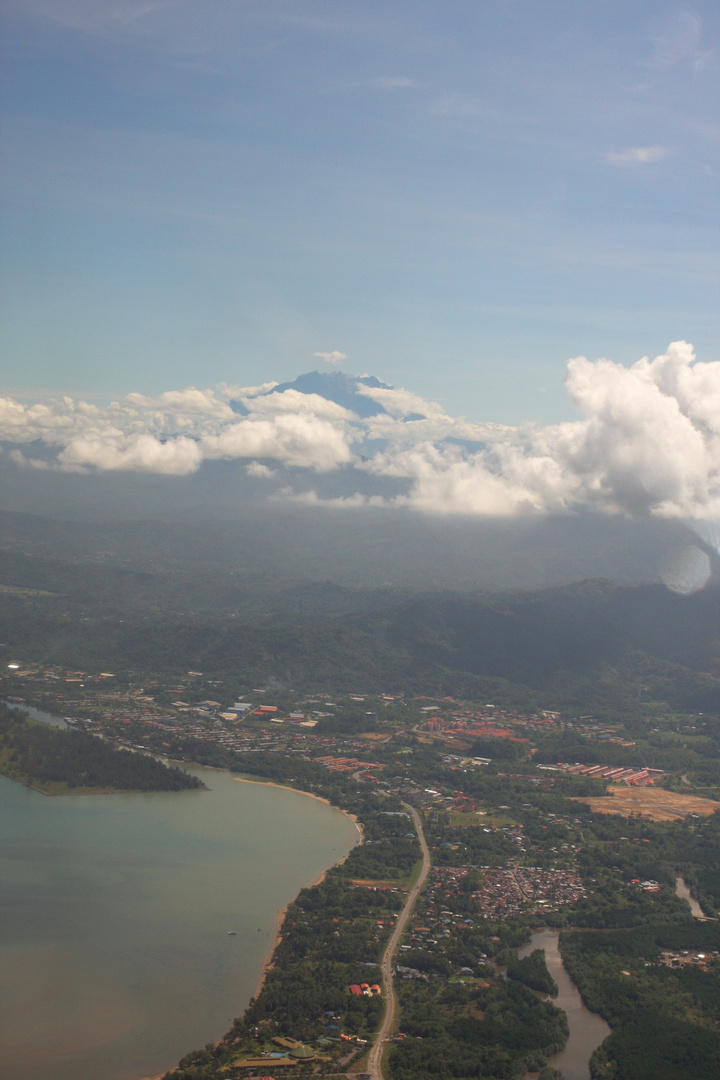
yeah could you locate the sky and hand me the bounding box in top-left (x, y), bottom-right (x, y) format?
top-left (1, 0), bottom-right (717, 427)
top-left (1, 2), bottom-right (720, 548)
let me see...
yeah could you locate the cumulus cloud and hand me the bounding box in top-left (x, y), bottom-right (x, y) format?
top-left (234, 388), bottom-right (356, 421)
top-left (221, 380), bottom-right (278, 399)
top-left (356, 383), bottom-right (449, 421)
top-left (0, 380), bottom-right (355, 475)
top-left (313, 350), bottom-right (347, 366)
top-left (4, 343), bottom-right (720, 524)
top-left (245, 461), bottom-right (277, 479)
top-left (364, 438), bottom-right (571, 516)
top-left (58, 433), bottom-right (204, 475)
top-left (201, 413), bottom-right (353, 471)
top-left (553, 344), bottom-right (710, 515)
top-left (358, 341), bottom-right (720, 518)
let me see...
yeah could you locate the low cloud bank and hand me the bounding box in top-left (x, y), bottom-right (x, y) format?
top-left (4, 342), bottom-right (720, 522)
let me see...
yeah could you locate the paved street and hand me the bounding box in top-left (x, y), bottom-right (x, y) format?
top-left (367, 803), bottom-right (431, 1080)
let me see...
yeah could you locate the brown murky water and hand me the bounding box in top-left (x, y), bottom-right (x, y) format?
top-left (520, 928), bottom-right (611, 1080)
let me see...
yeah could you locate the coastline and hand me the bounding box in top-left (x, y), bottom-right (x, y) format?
top-left (232, 776), bottom-right (364, 998)
top-left (232, 775), bottom-right (365, 839)
top-left (140, 774), bottom-right (364, 1080)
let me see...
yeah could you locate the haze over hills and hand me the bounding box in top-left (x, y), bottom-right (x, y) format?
top-left (0, 504), bottom-right (701, 595)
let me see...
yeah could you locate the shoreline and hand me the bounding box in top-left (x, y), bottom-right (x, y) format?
top-left (231, 775), bottom-right (365, 839)
top-left (139, 772), bottom-right (364, 1080)
top-left (232, 777), bottom-right (364, 998)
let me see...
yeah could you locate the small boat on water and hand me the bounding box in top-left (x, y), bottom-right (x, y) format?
top-left (227, 930), bottom-right (238, 935)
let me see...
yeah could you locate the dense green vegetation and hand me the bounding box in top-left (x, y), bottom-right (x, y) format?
top-left (3, 546), bottom-right (720, 715)
top-left (0, 703), bottom-right (202, 793)
top-left (160, 791), bottom-right (419, 1078)
top-left (561, 923), bottom-right (720, 1080)
top-left (594, 1016), bottom-right (720, 1080)
top-left (507, 949), bottom-right (558, 995)
top-left (388, 978), bottom-right (568, 1080)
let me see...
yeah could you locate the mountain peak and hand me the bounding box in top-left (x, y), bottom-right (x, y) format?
top-left (232, 370), bottom-right (394, 418)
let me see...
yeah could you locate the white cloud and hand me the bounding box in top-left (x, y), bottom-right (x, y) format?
top-left (356, 383), bottom-right (449, 421)
top-left (555, 341), bottom-right (719, 516)
top-left (277, 490), bottom-right (384, 510)
top-left (356, 341), bottom-right (720, 519)
top-left (239, 388), bottom-right (356, 421)
top-left (604, 146), bottom-right (671, 165)
top-left (200, 413), bottom-right (353, 472)
top-left (313, 350), bottom-right (347, 366)
top-left (5, 342), bottom-right (720, 522)
top-left (222, 380), bottom-right (278, 399)
top-left (125, 387), bottom-right (233, 417)
top-left (364, 438), bottom-right (572, 516)
top-left (0, 382), bottom-right (355, 474)
top-left (58, 433), bottom-right (204, 475)
top-left (245, 461), bottom-right (277, 479)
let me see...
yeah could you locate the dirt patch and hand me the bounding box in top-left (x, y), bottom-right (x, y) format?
top-left (350, 879), bottom-right (408, 890)
top-left (572, 785), bottom-right (720, 821)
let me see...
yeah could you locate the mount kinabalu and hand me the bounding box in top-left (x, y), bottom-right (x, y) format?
top-left (231, 370), bottom-right (426, 421)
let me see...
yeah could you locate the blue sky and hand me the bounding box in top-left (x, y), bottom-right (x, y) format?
top-left (1, 1), bottom-right (718, 424)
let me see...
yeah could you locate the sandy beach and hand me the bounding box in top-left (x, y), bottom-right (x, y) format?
top-left (139, 776), bottom-right (363, 1078)
top-left (232, 776), bottom-right (364, 996)
top-left (232, 776), bottom-right (365, 839)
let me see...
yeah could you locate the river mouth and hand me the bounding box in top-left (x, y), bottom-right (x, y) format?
top-left (520, 928), bottom-right (611, 1080)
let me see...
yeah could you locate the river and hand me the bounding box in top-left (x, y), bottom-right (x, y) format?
top-left (519, 929), bottom-right (611, 1080)
top-left (675, 875), bottom-right (708, 919)
top-left (0, 750), bottom-right (359, 1080)
top-left (5, 700), bottom-right (68, 728)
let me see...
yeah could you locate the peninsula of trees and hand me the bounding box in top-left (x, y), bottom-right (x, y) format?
top-left (0, 702), bottom-right (203, 793)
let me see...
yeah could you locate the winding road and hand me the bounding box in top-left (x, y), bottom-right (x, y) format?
top-left (367, 803), bottom-right (431, 1080)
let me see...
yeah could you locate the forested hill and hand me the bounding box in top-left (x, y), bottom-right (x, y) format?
top-left (2, 570), bottom-right (720, 717)
top-left (381, 580), bottom-right (720, 683)
top-left (0, 704), bottom-right (203, 794)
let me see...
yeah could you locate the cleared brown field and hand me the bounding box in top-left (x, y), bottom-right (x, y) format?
top-left (572, 784), bottom-right (720, 821)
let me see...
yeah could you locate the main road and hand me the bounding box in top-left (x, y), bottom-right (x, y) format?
top-left (367, 803), bottom-right (431, 1080)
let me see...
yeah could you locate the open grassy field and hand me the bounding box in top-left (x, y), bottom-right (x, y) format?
top-left (572, 784), bottom-right (720, 821)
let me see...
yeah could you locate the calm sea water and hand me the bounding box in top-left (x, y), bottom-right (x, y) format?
top-left (0, 764), bottom-right (359, 1080)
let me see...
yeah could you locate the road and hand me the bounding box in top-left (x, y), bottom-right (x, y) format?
top-left (367, 803), bottom-right (431, 1080)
